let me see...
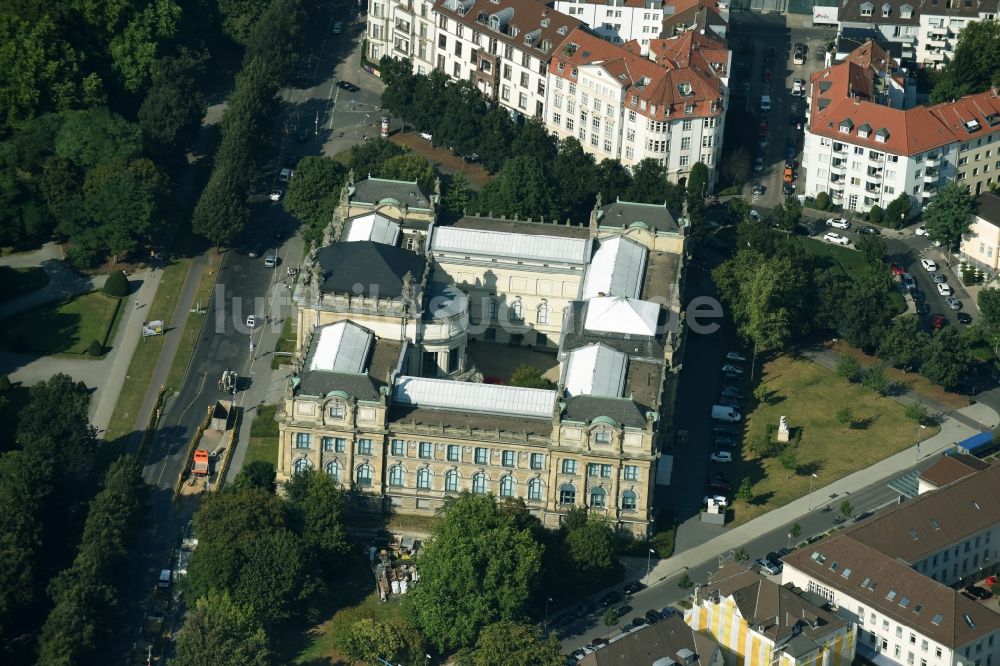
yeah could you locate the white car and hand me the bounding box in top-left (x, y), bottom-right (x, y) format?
top-left (268, 189), bottom-right (283, 202)
top-left (827, 218), bottom-right (850, 229)
top-left (246, 315), bottom-right (257, 328)
top-left (419, 131), bottom-right (433, 141)
top-left (264, 255), bottom-right (278, 268)
top-left (823, 232), bottom-right (850, 245)
top-left (726, 352), bottom-right (747, 362)
top-left (279, 168), bottom-right (294, 183)
top-left (937, 282), bottom-right (954, 296)
top-left (915, 225), bottom-right (929, 236)
top-left (792, 78), bottom-right (805, 96)
top-left (721, 364), bottom-right (744, 375)
top-left (750, 209), bottom-right (761, 221)
top-left (704, 495), bottom-right (729, 507)
top-left (920, 258), bottom-right (938, 272)
top-left (710, 451), bottom-right (733, 463)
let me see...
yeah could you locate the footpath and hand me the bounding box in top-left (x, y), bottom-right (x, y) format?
top-left (641, 400), bottom-right (998, 586)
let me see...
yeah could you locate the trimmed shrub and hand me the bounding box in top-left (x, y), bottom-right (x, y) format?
top-left (815, 191), bottom-right (830, 210)
top-left (0, 374), bottom-right (11, 391)
top-left (868, 204), bottom-right (883, 224)
top-left (88, 340), bottom-right (104, 356)
top-left (103, 271), bottom-right (130, 298)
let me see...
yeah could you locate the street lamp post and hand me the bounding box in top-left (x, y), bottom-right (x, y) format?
top-left (915, 423), bottom-right (927, 460)
top-left (544, 596), bottom-right (553, 628)
top-left (647, 548), bottom-right (656, 578)
top-left (807, 473), bottom-right (818, 510)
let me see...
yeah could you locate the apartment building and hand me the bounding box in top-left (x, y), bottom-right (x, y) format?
top-left (661, 0), bottom-right (728, 41)
top-left (780, 463), bottom-right (1000, 666)
top-left (685, 562), bottom-right (857, 666)
top-left (553, 0), bottom-right (667, 54)
top-left (961, 191), bottom-right (1000, 271)
top-left (580, 613), bottom-right (723, 666)
top-left (915, 1), bottom-right (999, 67)
top-left (276, 177), bottom-right (687, 538)
top-left (544, 26), bottom-right (727, 185)
top-left (928, 90), bottom-right (1000, 196)
top-left (367, 0), bottom-right (438, 74)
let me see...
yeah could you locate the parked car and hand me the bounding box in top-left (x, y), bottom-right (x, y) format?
top-left (623, 581), bottom-right (645, 595)
top-left (659, 607), bottom-right (679, 619)
top-left (336, 80), bottom-right (360, 92)
top-left (858, 225), bottom-right (880, 235)
top-left (762, 68), bottom-right (773, 82)
top-left (247, 246), bottom-right (260, 258)
top-left (246, 315), bottom-right (257, 327)
top-left (576, 601), bottom-right (597, 618)
top-left (958, 312), bottom-right (973, 325)
top-left (902, 273), bottom-right (916, 291)
top-left (419, 130), bottom-right (433, 141)
top-left (946, 296), bottom-right (962, 310)
top-left (890, 263), bottom-right (906, 276)
top-left (713, 422), bottom-right (741, 435)
top-left (827, 217), bottom-right (850, 229)
top-left (753, 157), bottom-right (764, 172)
top-left (792, 78), bottom-right (805, 96)
top-left (645, 609), bottom-right (665, 624)
top-left (718, 395), bottom-right (741, 408)
top-left (937, 282), bottom-right (954, 296)
top-left (920, 258), bottom-right (938, 271)
top-left (726, 351), bottom-right (747, 362)
top-left (823, 232), bottom-right (850, 245)
top-left (610, 605), bottom-right (632, 622)
top-left (279, 168), bottom-right (294, 182)
top-left (268, 189), bottom-right (283, 202)
top-left (600, 591), bottom-right (622, 607)
top-left (750, 209), bottom-right (761, 221)
top-left (931, 314), bottom-right (946, 330)
top-left (915, 225), bottom-right (929, 236)
top-left (965, 585), bottom-right (993, 600)
top-left (332, 20), bottom-right (344, 33)
top-left (721, 364), bottom-right (744, 375)
top-left (755, 558), bottom-right (781, 576)
top-left (710, 451), bottom-right (733, 463)
top-left (930, 272), bottom-right (947, 284)
top-left (590, 637), bottom-right (609, 649)
top-left (264, 254), bottom-right (278, 268)
top-left (704, 495), bottom-right (729, 507)
top-left (752, 184), bottom-right (766, 195)
top-left (766, 552), bottom-right (785, 571)
top-left (708, 480), bottom-right (732, 493)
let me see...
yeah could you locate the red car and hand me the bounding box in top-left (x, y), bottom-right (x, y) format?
top-left (762, 68), bottom-right (773, 82)
top-left (890, 263), bottom-right (906, 276)
top-left (931, 315), bottom-right (946, 330)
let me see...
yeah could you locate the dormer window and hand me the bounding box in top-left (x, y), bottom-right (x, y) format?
top-left (557, 26), bottom-right (568, 35)
top-left (839, 119), bottom-right (854, 133)
top-left (882, 3), bottom-right (890, 16)
top-left (966, 119), bottom-right (981, 133)
top-left (541, 39), bottom-right (553, 51)
top-left (901, 4), bottom-right (913, 18)
top-left (876, 128), bottom-right (890, 143)
top-left (685, 103), bottom-right (694, 115)
top-left (541, 18), bottom-right (550, 27)
top-left (858, 123), bottom-right (872, 139)
top-left (860, 2), bottom-right (873, 16)
top-left (678, 82), bottom-right (693, 96)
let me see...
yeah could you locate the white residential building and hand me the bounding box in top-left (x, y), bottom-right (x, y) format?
top-left (367, 0), bottom-right (438, 75)
top-left (553, 0), bottom-right (668, 54)
top-left (915, 1), bottom-right (999, 68)
top-left (544, 27), bottom-right (728, 185)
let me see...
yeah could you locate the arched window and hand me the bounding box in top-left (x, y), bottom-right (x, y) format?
top-left (445, 469), bottom-right (459, 493)
top-left (389, 465), bottom-right (405, 487)
top-left (499, 474), bottom-right (515, 497)
top-left (356, 463), bottom-right (373, 487)
top-left (417, 467), bottom-right (431, 490)
top-left (559, 483), bottom-right (576, 505)
top-left (485, 296), bottom-right (497, 319)
top-left (325, 460), bottom-right (341, 483)
top-left (537, 302), bottom-right (549, 324)
top-left (621, 490), bottom-right (637, 511)
top-left (528, 477), bottom-right (542, 501)
top-left (293, 457), bottom-right (313, 474)
top-left (590, 486), bottom-right (606, 508)
top-left (511, 298), bottom-right (523, 320)
top-left (472, 472), bottom-right (487, 494)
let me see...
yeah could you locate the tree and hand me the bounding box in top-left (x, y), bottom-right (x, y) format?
top-left (244, 0), bottom-right (306, 81)
top-left (564, 518), bottom-right (617, 580)
top-left (922, 327), bottom-right (974, 389)
top-left (379, 152), bottom-right (435, 192)
top-left (508, 365), bottom-right (555, 389)
top-left (283, 156), bottom-right (347, 247)
top-left (551, 138), bottom-right (599, 221)
top-left (930, 20), bottom-right (1000, 103)
top-left (348, 139), bottom-right (405, 179)
top-left (138, 52), bottom-right (208, 155)
top-left (192, 164), bottom-right (251, 248)
top-left (174, 591), bottom-right (272, 666)
top-left (55, 109), bottom-right (143, 168)
top-left (722, 146), bottom-right (751, 186)
top-left (478, 155), bottom-right (559, 222)
top-left (339, 618), bottom-right (425, 666)
top-left (978, 288), bottom-right (1000, 353)
top-left (736, 478), bottom-right (753, 503)
top-left (905, 401), bottom-right (929, 425)
top-left (231, 530), bottom-right (319, 630)
top-left (404, 493), bottom-right (544, 651)
top-left (839, 500), bottom-right (854, 520)
top-left (595, 159), bottom-right (632, 204)
top-left (677, 573), bottom-right (693, 589)
top-left (836, 406), bottom-right (854, 428)
top-left (778, 447), bottom-right (798, 471)
top-left (443, 171), bottom-right (473, 216)
top-left (868, 204), bottom-right (883, 224)
top-left (772, 197), bottom-right (802, 232)
top-left (856, 234), bottom-right (888, 265)
top-left (217, 0), bottom-right (273, 44)
top-left (687, 162), bottom-right (710, 205)
top-left (628, 159), bottom-right (678, 207)
top-left (861, 363), bottom-right (891, 396)
top-left (232, 460), bottom-right (276, 492)
top-left (103, 270), bottom-right (130, 298)
top-left (884, 193), bottom-right (912, 228)
top-left (922, 182), bottom-right (974, 250)
top-left (815, 191), bottom-right (830, 210)
top-left (284, 470), bottom-right (350, 575)
top-left (876, 316), bottom-right (928, 371)
top-left (456, 620), bottom-right (564, 666)
top-left (789, 522), bottom-right (802, 539)
top-left (836, 266), bottom-right (898, 351)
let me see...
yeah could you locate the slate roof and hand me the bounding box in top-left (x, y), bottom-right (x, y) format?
top-left (388, 405), bottom-right (554, 436)
top-left (434, 0), bottom-right (582, 62)
top-left (316, 241), bottom-right (426, 298)
top-left (577, 613), bottom-right (719, 666)
top-left (975, 191), bottom-right (1000, 227)
top-left (563, 395), bottom-right (649, 428)
top-left (839, 0), bottom-right (920, 25)
top-left (918, 453), bottom-right (990, 489)
top-left (351, 177), bottom-right (431, 209)
top-left (599, 199), bottom-right (680, 232)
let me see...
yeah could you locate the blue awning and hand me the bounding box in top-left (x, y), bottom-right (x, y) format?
top-left (957, 431), bottom-right (993, 453)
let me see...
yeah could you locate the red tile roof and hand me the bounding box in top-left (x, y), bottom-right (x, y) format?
top-left (927, 89), bottom-right (1000, 140)
top-left (919, 453), bottom-right (990, 489)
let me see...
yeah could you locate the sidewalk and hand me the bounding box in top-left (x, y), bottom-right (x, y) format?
top-left (0, 242), bottom-right (104, 321)
top-left (641, 400), bottom-right (998, 586)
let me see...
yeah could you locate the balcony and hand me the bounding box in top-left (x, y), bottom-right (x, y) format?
top-left (832, 142), bottom-right (846, 153)
top-left (867, 167), bottom-right (883, 178)
top-left (924, 169), bottom-right (938, 183)
top-left (926, 33), bottom-right (946, 48)
top-left (865, 182), bottom-right (880, 193)
top-left (925, 156), bottom-right (941, 168)
top-left (830, 161), bottom-right (847, 175)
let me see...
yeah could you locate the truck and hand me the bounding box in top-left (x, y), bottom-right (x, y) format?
top-left (711, 405), bottom-right (742, 422)
top-left (192, 449), bottom-right (210, 476)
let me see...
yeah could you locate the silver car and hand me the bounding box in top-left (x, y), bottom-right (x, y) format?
top-left (946, 296), bottom-right (962, 310)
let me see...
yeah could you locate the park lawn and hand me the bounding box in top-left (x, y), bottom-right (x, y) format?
top-left (730, 354), bottom-right (938, 525)
top-left (792, 236), bottom-right (870, 280)
top-left (0, 290), bottom-right (121, 356)
top-left (244, 404), bottom-right (279, 469)
top-left (104, 259), bottom-right (192, 442)
top-left (0, 266), bottom-right (50, 304)
top-left (164, 251), bottom-right (220, 391)
top-left (271, 315), bottom-right (297, 369)
top-left (828, 340), bottom-right (969, 410)
top-left (293, 590), bottom-right (405, 665)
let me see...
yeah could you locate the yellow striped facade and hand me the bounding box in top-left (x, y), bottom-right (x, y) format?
top-left (685, 597), bottom-right (857, 666)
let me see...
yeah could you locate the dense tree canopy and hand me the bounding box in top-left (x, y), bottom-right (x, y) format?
top-left (455, 621), bottom-right (564, 666)
top-left (283, 156), bottom-right (347, 247)
top-left (922, 182), bottom-right (974, 250)
top-left (174, 592), bottom-right (273, 666)
top-left (931, 21), bottom-right (1000, 103)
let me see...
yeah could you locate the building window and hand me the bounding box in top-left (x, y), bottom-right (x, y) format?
top-left (329, 403), bottom-right (345, 419)
top-left (358, 439), bottom-right (373, 455)
top-left (472, 472), bottom-right (487, 494)
top-left (389, 465), bottom-right (405, 487)
top-left (601, 464), bottom-right (612, 478)
top-left (322, 437), bottom-right (335, 452)
top-left (530, 453), bottom-right (544, 470)
top-left (325, 460), bottom-right (341, 482)
top-left (475, 447), bottom-right (488, 464)
top-left (448, 444), bottom-right (460, 462)
top-left (502, 450), bottom-right (515, 467)
top-left (295, 433), bottom-right (311, 449)
top-left (624, 465), bottom-right (638, 480)
top-left (559, 483), bottom-right (576, 505)
top-left (807, 580), bottom-right (835, 602)
top-left (537, 302), bottom-right (548, 324)
top-left (510, 298), bottom-right (523, 320)
top-left (528, 477), bottom-right (542, 500)
top-left (293, 457), bottom-right (312, 474)
top-left (594, 430), bottom-right (611, 445)
top-left (499, 475), bottom-right (514, 497)
top-left (391, 439), bottom-right (405, 456)
top-left (417, 467), bottom-right (431, 490)
top-left (587, 463), bottom-right (600, 477)
top-left (445, 469), bottom-right (458, 493)
top-left (590, 486), bottom-right (606, 508)
top-left (419, 442), bottom-right (432, 459)
top-left (561, 459), bottom-right (577, 475)
top-left (356, 463), bottom-right (373, 486)
top-left (621, 490), bottom-right (637, 511)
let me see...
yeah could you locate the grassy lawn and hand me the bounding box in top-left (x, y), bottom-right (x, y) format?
top-left (244, 404), bottom-right (279, 468)
top-left (104, 259), bottom-right (192, 442)
top-left (730, 355), bottom-right (939, 525)
top-left (164, 252), bottom-right (220, 391)
top-left (271, 315), bottom-right (297, 370)
top-left (0, 290), bottom-right (122, 356)
top-left (828, 340), bottom-right (970, 410)
top-left (293, 586), bottom-right (405, 665)
top-left (0, 266), bottom-right (50, 304)
top-left (792, 236), bottom-right (869, 280)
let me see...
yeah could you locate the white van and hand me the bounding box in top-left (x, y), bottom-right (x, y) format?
top-left (760, 95), bottom-right (771, 113)
top-left (158, 569), bottom-right (172, 589)
top-left (712, 405), bottom-right (742, 422)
